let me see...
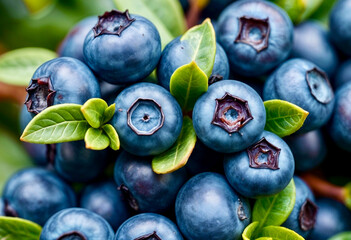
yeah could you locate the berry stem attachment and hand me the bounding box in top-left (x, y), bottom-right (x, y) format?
top-left (300, 173), bottom-right (351, 210)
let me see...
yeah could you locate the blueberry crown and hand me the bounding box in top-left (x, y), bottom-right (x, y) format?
top-left (93, 9), bottom-right (135, 38)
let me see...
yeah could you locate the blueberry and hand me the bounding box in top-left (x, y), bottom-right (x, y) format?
top-left (115, 213), bottom-right (183, 240)
top-left (83, 10), bottom-right (161, 85)
top-left (2, 167), bottom-right (76, 226)
top-left (0, 198), bottom-right (4, 216)
top-left (192, 80), bottom-right (266, 153)
top-left (309, 198), bottom-right (351, 240)
top-left (24, 57), bottom-right (101, 115)
top-left (157, 38), bottom-right (229, 90)
top-left (284, 130), bottom-right (327, 172)
top-left (58, 16), bottom-right (97, 63)
top-left (334, 59), bottom-right (351, 89)
top-left (80, 180), bottom-right (130, 230)
top-left (329, 0), bottom-right (351, 56)
top-left (216, 0), bottom-right (293, 77)
top-left (223, 130), bottom-right (295, 198)
top-left (113, 150), bottom-right (188, 213)
top-left (291, 20), bottom-right (338, 77)
top-left (112, 82), bottom-right (183, 156)
top-left (263, 58), bottom-right (335, 133)
top-left (327, 82), bottom-right (351, 152)
top-left (40, 208), bottom-right (114, 240)
top-left (175, 172), bottom-right (251, 240)
top-left (282, 176), bottom-right (317, 239)
top-left (19, 105), bottom-right (48, 166)
top-left (54, 140), bottom-right (110, 183)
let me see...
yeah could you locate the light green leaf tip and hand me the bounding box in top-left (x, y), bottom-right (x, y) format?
top-left (242, 221), bottom-right (260, 240)
top-left (170, 61), bottom-right (208, 112)
top-left (152, 116), bottom-right (197, 174)
top-left (84, 127), bottom-right (110, 150)
top-left (103, 103), bottom-right (116, 124)
top-left (0, 216), bottom-right (42, 240)
top-left (258, 225), bottom-right (305, 240)
top-left (344, 182), bottom-right (351, 210)
top-left (102, 124), bottom-right (120, 151)
top-left (329, 231), bottom-right (351, 240)
top-left (180, 18), bottom-right (216, 78)
top-left (20, 104), bottom-right (89, 144)
top-left (264, 99), bottom-right (309, 137)
top-left (81, 98), bottom-right (108, 129)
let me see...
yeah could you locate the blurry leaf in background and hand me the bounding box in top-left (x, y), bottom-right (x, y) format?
top-left (0, 128), bottom-right (33, 193)
top-left (309, 0), bottom-right (338, 27)
top-left (0, 48), bottom-right (57, 86)
top-left (269, 0), bottom-right (323, 25)
top-left (114, 0), bottom-right (187, 48)
top-left (0, 0), bottom-right (115, 51)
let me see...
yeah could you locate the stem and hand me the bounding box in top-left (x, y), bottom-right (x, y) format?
top-left (300, 173), bottom-right (346, 204)
top-left (186, 0), bottom-right (202, 29)
top-left (0, 82), bottom-right (27, 105)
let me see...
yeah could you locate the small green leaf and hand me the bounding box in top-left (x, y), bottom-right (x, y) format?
top-left (103, 103), bottom-right (116, 124)
top-left (113, 0), bottom-right (186, 48)
top-left (81, 98), bottom-right (108, 128)
top-left (264, 99), bottom-right (309, 137)
top-left (269, 0), bottom-right (323, 24)
top-left (152, 116), bottom-right (196, 174)
top-left (258, 225), bottom-right (305, 240)
top-left (20, 104), bottom-right (89, 144)
top-left (344, 182), bottom-right (351, 210)
top-left (0, 216), bottom-right (42, 240)
top-left (170, 61), bottom-right (208, 112)
top-left (0, 128), bottom-right (33, 193)
top-left (84, 127), bottom-right (110, 150)
top-left (180, 18), bottom-right (216, 77)
top-left (253, 179), bottom-right (296, 230)
top-left (242, 222), bottom-right (260, 240)
top-left (102, 124), bottom-right (120, 150)
top-left (329, 231), bottom-right (351, 240)
top-left (0, 48), bottom-right (57, 86)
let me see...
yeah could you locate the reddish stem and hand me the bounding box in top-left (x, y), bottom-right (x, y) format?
top-left (300, 173), bottom-right (346, 204)
top-left (186, 0), bottom-right (202, 29)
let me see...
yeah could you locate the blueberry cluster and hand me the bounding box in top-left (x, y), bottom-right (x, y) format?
top-left (2, 0), bottom-right (351, 239)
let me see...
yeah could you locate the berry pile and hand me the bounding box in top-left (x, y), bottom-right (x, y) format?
top-left (1, 0), bottom-right (351, 240)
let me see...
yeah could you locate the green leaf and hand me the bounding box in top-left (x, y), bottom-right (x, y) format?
top-left (152, 116), bottom-right (197, 174)
top-left (258, 225), bottom-right (305, 240)
top-left (0, 48), bottom-right (57, 86)
top-left (103, 103), bottom-right (116, 125)
top-left (113, 0), bottom-right (186, 48)
top-left (20, 104), bottom-right (89, 144)
top-left (269, 0), bottom-right (323, 24)
top-left (253, 179), bottom-right (296, 229)
top-left (0, 216), bottom-right (42, 240)
top-left (180, 18), bottom-right (216, 77)
top-left (329, 231), bottom-right (351, 240)
top-left (84, 127), bottom-right (110, 150)
top-left (264, 99), bottom-right (309, 138)
top-left (242, 222), bottom-right (260, 240)
top-left (170, 61), bottom-right (208, 112)
top-left (310, 0), bottom-right (338, 27)
top-left (81, 98), bottom-right (108, 128)
top-left (0, 128), bottom-right (33, 193)
top-left (344, 182), bottom-right (351, 210)
top-left (102, 124), bottom-right (120, 150)
top-left (256, 238), bottom-right (273, 240)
